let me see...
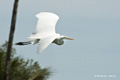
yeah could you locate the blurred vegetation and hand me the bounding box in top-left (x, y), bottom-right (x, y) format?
top-left (0, 41), bottom-right (51, 80)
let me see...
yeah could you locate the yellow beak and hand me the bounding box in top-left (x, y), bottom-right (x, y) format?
top-left (64, 37), bottom-right (74, 40)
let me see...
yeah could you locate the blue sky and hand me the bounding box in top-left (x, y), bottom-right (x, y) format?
top-left (0, 0), bottom-right (120, 80)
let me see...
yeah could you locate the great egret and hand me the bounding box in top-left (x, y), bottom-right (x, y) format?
top-left (16, 12), bottom-right (73, 53)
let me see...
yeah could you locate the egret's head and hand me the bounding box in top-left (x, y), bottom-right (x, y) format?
top-left (53, 36), bottom-right (73, 45)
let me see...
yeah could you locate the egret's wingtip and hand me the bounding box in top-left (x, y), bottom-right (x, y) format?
top-left (35, 12), bottom-right (59, 19)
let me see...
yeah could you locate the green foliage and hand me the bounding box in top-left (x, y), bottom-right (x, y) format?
top-left (0, 41), bottom-right (51, 80)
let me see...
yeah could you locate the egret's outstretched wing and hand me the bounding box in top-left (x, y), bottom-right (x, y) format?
top-left (37, 34), bottom-right (59, 53)
top-left (35, 12), bottom-right (59, 34)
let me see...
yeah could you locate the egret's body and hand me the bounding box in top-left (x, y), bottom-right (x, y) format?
top-left (16, 12), bottom-right (73, 53)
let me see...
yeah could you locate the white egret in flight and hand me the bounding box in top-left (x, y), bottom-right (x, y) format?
top-left (16, 12), bottom-right (73, 53)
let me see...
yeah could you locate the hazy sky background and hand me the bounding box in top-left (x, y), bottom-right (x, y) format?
top-left (0, 0), bottom-right (120, 80)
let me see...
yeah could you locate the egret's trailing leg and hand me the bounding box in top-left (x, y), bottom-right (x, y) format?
top-left (15, 41), bottom-right (31, 45)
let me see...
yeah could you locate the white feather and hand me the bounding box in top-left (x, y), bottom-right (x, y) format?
top-left (28, 12), bottom-right (60, 53)
top-left (37, 34), bottom-right (60, 53)
top-left (35, 12), bottom-right (59, 34)
top-left (16, 12), bottom-right (73, 53)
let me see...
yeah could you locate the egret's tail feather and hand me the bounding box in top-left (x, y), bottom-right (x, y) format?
top-left (15, 41), bottom-right (31, 45)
